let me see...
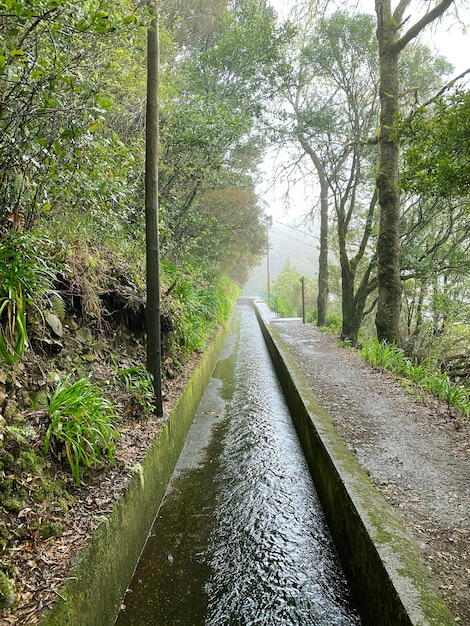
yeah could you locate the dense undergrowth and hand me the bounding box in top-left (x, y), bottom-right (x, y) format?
top-left (0, 226), bottom-right (239, 611)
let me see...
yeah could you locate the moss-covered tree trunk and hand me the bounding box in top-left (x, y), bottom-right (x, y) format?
top-left (317, 169), bottom-right (329, 328)
top-left (339, 227), bottom-right (376, 347)
top-left (297, 134), bottom-right (329, 327)
top-left (375, 1), bottom-right (402, 344)
top-left (374, 0), bottom-right (455, 344)
top-left (340, 250), bottom-right (357, 341)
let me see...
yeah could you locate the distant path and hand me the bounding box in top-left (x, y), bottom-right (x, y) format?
top-left (269, 316), bottom-right (470, 623)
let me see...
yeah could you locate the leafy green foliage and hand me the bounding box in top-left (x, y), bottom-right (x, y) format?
top-left (0, 232), bottom-right (55, 362)
top-left (189, 0), bottom-right (291, 112)
top-left (162, 262), bottom-right (238, 355)
top-left (322, 313), bottom-right (343, 334)
top-left (156, 0), bottom-right (289, 281)
top-left (5, 424), bottom-right (36, 445)
top-left (44, 377), bottom-right (119, 485)
top-left (305, 308), bottom-right (343, 334)
top-left (360, 339), bottom-right (470, 417)
top-left (177, 278), bottom-right (237, 352)
top-left (268, 262), bottom-right (315, 318)
top-left (0, 0), bottom-right (142, 232)
top-left (119, 367), bottom-right (155, 413)
top-left (399, 89), bottom-right (470, 200)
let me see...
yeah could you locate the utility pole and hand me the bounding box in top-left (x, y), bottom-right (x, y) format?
top-left (266, 216), bottom-right (271, 295)
top-left (300, 276), bottom-right (305, 323)
top-left (145, 0), bottom-right (163, 416)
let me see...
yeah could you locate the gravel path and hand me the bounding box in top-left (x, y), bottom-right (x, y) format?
top-left (271, 318), bottom-right (470, 623)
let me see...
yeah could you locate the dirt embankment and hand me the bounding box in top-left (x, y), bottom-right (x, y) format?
top-left (0, 292), bottom-right (197, 625)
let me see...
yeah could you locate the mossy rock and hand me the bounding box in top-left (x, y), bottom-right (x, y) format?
top-left (2, 498), bottom-right (22, 513)
top-left (0, 571), bottom-right (15, 608)
top-left (38, 521), bottom-right (65, 540)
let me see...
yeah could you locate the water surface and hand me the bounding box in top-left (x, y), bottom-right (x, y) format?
top-left (116, 304), bottom-right (361, 625)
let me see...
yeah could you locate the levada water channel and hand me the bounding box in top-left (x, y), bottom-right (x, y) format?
top-left (115, 302), bottom-right (362, 626)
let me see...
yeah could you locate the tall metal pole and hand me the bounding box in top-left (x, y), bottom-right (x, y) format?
top-left (145, 1), bottom-right (163, 416)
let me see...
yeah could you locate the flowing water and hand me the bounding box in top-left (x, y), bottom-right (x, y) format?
top-left (115, 303), bottom-right (362, 626)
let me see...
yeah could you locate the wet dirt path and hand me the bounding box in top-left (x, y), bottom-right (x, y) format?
top-left (269, 313), bottom-right (470, 622)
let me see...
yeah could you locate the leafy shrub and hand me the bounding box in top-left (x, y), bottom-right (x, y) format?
top-left (162, 262), bottom-right (238, 355)
top-left (306, 309), bottom-right (343, 331)
top-left (306, 309), bottom-right (318, 324)
top-left (0, 232), bottom-right (56, 363)
top-left (44, 377), bottom-right (119, 485)
top-left (276, 296), bottom-right (298, 318)
top-left (325, 313), bottom-right (342, 332)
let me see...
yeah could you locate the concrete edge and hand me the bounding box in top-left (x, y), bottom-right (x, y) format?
top-left (253, 302), bottom-right (455, 626)
top-left (39, 320), bottom-right (230, 626)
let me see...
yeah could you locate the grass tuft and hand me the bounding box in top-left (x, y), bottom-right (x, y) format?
top-left (44, 376), bottom-right (119, 485)
top-left (360, 339), bottom-right (470, 417)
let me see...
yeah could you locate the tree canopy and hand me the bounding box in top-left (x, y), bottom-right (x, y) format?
top-left (0, 0), bottom-right (468, 355)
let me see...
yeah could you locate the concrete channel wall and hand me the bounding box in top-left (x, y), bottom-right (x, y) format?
top-left (253, 301), bottom-right (455, 626)
top-left (40, 321), bottom-right (230, 626)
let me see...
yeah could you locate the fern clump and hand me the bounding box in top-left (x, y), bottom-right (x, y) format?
top-left (361, 339), bottom-right (470, 417)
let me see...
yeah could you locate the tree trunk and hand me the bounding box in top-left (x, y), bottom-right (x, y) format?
top-left (340, 252), bottom-right (357, 341)
top-left (340, 249), bottom-right (376, 346)
top-left (374, 0), bottom-right (455, 344)
top-left (375, 3), bottom-right (401, 344)
top-left (317, 170), bottom-right (329, 327)
top-left (297, 134), bottom-right (329, 327)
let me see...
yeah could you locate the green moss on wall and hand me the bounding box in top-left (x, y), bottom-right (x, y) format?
top-left (40, 320), bottom-right (231, 626)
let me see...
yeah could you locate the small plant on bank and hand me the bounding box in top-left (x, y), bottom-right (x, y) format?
top-left (361, 339), bottom-right (470, 417)
top-left (0, 570), bottom-right (15, 609)
top-left (119, 366), bottom-right (155, 413)
top-left (0, 232), bottom-right (56, 363)
top-left (323, 312), bottom-right (342, 334)
top-left (305, 308), bottom-right (318, 324)
top-left (305, 308), bottom-right (344, 332)
top-left (4, 424), bottom-right (37, 445)
top-left (44, 376), bottom-right (119, 485)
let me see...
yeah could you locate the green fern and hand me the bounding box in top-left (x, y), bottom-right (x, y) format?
top-left (5, 424), bottom-right (37, 444)
top-left (49, 293), bottom-right (66, 321)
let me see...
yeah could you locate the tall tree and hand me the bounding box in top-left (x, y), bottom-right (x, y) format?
top-left (273, 11), bottom-right (380, 338)
top-left (157, 0), bottom-right (289, 276)
top-left (374, 0), bottom-right (454, 343)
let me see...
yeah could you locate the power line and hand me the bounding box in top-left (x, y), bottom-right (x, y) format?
top-left (270, 224), bottom-right (318, 249)
top-left (272, 219), bottom-right (318, 238)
